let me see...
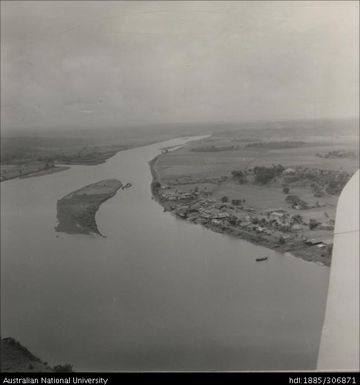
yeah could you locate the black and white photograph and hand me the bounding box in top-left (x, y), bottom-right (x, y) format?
top-left (0, 0), bottom-right (359, 378)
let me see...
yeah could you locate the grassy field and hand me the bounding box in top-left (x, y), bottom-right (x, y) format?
top-left (157, 132), bottom-right (358, 179)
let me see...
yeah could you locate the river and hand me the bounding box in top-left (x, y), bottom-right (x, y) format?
top-left (0, 136), bottom-right (329, 371)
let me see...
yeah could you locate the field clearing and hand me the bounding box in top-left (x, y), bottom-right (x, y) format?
top-left (157, 138), bottom-right (359, 180)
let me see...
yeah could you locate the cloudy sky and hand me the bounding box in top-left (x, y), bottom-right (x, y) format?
top-left (1, 1), bottom-right (358, 132)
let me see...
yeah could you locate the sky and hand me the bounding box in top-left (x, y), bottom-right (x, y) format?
top-left (1, 1), bottom-right (359, 132)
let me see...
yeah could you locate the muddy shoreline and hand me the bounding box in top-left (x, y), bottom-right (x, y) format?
top-left (150, 155), bottom-right (331, 266)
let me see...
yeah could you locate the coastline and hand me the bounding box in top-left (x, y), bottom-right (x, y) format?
top-left (150, 154), bottom-right (331, 267)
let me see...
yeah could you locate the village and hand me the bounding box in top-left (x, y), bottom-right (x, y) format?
top-left (151, 164), bottom-right (351, 266)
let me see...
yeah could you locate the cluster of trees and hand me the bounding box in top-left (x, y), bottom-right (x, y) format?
top-left (285, 194), bottom-right (309, 209)
top-left (292, 214), bottom-right (303, 224)
top-left (325, 173), bottom-right (350, 195)
top-left (246, 141), bottom-right (305, 149)
top-left (152, 181), bottom-right (161, 192)
top-left (282, 186), bottom-right (290, 194)
top-left (316, 150), bottom-right (355, 159)
top-left (231, 164), bottom-right (287, 184)
top-left (232, 198), bottom-right (245, 206)
top-left (283, 167), bottom-right (350, 195)
top-left (230, 164), bottom-right (349, 196)
top-left (253, 164), bottom-right (285, 184)
top-left (309, 218), bottom-right (321, 230)
top-left (231, 170), bottom-right (247, 184)
top-left (191, 145), bottom-right (238, 152)
top-left (311, 182), bottom-right (325, 198)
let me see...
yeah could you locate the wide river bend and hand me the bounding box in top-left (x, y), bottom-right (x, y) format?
top-left (1, 137), bottom-right (329, 371)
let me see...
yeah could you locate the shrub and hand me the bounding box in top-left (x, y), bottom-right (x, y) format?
top-left (285, 194), bottom-right (308, 209)
top-left (278, 236), bottom-right (286, 244)
top-left (311, 182), bottom-right (325, 197)
top-left (292, 214), bottom-right (303, 224)
top-left (231, 170), bottom-right (244, 178)
top-left (309, 218), bottom-right (320, 230)
top-left (228, 216), bottom-right (237, 226)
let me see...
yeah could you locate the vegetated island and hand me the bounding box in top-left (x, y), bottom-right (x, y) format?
top-left (0, 337), bottom-right (72, 372)
top-left (55, 179), bottom-right (123, 236)
top-left (150, 129), bottom-right (359, 267)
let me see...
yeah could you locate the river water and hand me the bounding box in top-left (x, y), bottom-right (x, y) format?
top-left (1, 136), bottom-right (329, 371)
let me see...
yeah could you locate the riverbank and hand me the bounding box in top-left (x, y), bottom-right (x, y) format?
top-left (150, 153), bottom-right (335, 266)
top-left (55, 179), bottom-right (123, 236)
top-left (1, 127), bottom-right (212, 183)
top-left (1, 163), bottom-right (70, 182)
top-left (0, 148), bottom-right (124, 182)
top-left (1, 338), bottom-right (72, 372)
